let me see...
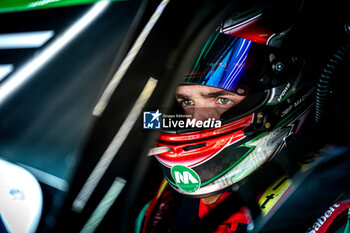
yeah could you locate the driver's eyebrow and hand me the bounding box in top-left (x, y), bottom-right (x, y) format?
top-left (202, 90), bottom-right (234, 98)
top-left (175, 93), bottom-right (190, 100)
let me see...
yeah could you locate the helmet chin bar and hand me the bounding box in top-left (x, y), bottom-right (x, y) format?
top-left (163, 104), bottom-right (313, 198)
top-left (168, 125), bottom-right (291, 198)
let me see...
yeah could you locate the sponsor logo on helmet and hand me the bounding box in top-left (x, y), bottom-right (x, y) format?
top-left (280, 88), bottom-right (314, 117)
top-left (171, 165), bottom-right (201, 193)
top-left (277, 82), bottom-right (291, 102)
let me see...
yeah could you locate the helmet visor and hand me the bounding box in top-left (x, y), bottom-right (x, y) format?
top-left (183, 32), bottom-right (266, 94)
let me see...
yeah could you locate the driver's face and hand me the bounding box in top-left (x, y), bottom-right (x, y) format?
top-left (175, 85), bottom-right (246, 121)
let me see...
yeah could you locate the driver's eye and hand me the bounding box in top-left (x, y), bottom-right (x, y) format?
top-left (182, 99), bottom-right (194, 106)
top-left (217, 97), bottom-right (232, 105)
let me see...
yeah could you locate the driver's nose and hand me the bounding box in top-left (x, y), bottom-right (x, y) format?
top-left (191, 107), bottom-right (221, 121)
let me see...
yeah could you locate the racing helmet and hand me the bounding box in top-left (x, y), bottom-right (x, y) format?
top-left (152, 13), bottom-right (314, 198)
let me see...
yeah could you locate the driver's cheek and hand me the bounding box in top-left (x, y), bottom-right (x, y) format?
top-left (182, 107), bottom-right (194, 117)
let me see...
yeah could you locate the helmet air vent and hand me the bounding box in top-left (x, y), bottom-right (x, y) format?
top-left (183, 143), bottom-right (207, 151)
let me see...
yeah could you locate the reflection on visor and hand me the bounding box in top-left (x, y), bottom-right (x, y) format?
top-left (183, 32), bottom-right (253, 92)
